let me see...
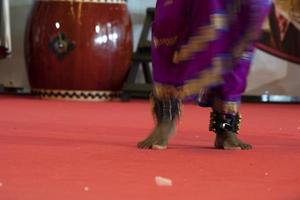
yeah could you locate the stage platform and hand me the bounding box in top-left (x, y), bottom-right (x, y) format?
top-left (0, 96), bottom-right (300, 200)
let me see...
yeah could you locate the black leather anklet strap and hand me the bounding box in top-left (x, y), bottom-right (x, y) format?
top-left (209, 110), bottom-right (241, 134)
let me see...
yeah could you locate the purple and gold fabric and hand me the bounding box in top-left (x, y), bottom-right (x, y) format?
top-left (151, 0), bottom-right (271, 112)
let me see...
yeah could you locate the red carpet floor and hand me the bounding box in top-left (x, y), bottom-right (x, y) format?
top-left (0, 95), bottom-right (300, 200)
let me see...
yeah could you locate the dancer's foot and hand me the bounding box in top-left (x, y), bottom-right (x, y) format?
top-left (214, 132), bottom-right (252, 150)
top-left (137, 121), bottom-right (175, 150)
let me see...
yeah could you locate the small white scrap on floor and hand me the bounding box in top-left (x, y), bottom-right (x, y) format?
top-left (84, 186), bottom-right (90, 191)
top-left (0, 182), bottom-right (3, 187)
top-left (155, 176), bottom-right (173, 187)
top-left (265, 172), bottom-right (269, 176)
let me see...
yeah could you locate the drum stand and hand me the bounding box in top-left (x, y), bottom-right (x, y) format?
top-left (121, 8), bottom-right (154, 101)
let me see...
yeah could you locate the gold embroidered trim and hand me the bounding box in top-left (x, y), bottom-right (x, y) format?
top-left (153, 36), bottom-right (178, 47)
top-left (211, 13), bottom-right (229, 30)
top-left (212, 56), bottom-right (233, 71)
top-left (181, 68), bottom-right (223, 97)
top-left (213, 98), bottom-right (240, 114)
top-left (164, 0), bottom-right (174, 6)
top-left (173, 25), bottom-right (217, 64)
top-left (154, 84), bottom-right (181, 99)
top-left (154, 14), bottom-right (228, 63)
top-left (154, 51), bottom-right (238, 100)
top-left (154, 69), bottom-right (223, 100)
top-left (231, 31), bottom-right (257, 59)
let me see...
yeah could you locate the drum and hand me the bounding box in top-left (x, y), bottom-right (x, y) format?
top-left (25, 0), bottom-right (132, 100)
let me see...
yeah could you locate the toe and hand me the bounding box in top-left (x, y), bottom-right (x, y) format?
top-left (241, 143), bottom-right (252, 150)
top-left (223, 146), bottom-right (242, 150)
top-left (152, 144), bottom-right (167, 150)
top-left (137, 140), bottom-right (151, 149)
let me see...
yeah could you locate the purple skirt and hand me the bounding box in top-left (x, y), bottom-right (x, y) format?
top-left (152, 0), bottom-right (271, 104)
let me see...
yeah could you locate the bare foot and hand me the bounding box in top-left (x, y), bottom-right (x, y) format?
top-left (137, 121), bottom-right (176, 150)
top-left (214, 132), bottom-right (252, 150)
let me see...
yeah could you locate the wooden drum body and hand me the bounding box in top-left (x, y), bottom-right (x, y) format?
top-left (25, 0), bottom-right (132, 100)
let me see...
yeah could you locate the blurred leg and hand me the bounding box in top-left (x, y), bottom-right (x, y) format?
top-left (202, 0), bottom-right (271, 150)
top-left (138, 0), bottom-right (188, 149)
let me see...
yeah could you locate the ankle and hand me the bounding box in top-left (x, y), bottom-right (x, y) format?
top-left (209, 110), bottom-right (242, 135)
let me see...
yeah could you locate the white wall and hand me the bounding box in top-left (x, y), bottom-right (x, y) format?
top-left (10, 0), bottom-right (33, 6)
